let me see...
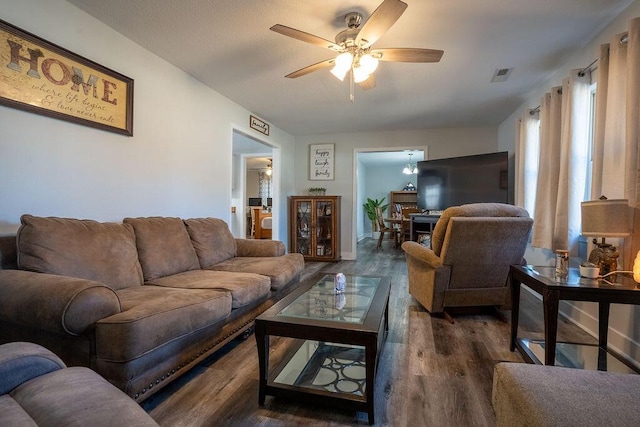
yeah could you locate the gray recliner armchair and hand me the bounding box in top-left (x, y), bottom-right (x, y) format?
top-left (401, 203), bottom-right (532, 317)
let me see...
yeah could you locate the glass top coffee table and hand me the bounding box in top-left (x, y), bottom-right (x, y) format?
top-left (255, 273), bottom-right (391, 425)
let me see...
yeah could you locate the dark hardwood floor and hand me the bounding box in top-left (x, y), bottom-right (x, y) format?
top-left (141, 238), bottom-right (596, 426)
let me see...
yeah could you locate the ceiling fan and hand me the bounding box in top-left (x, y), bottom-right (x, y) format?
top-left (270, 0), bottom-right (443, 101)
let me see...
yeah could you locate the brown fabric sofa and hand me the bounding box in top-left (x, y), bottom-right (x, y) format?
top-left (0, 215), bottom-right (304, 402)
top-left (0, 341), bottom-right (158, 426)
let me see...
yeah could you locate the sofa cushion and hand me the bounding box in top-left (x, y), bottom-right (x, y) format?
top-left (183, 217), bottom-right (237, 268)
top-left (124, 217), bottom-right (200, 281)
top-left (208, 253), bottom-right (304, 291)
top-left (9, 366), bottom-right (158, 426)
top-left (0, 342), bottom-right (66, 396)
top-left (17, 215), bottom-right (143, 290)
top-left (146, 270), bottom-right (270, 308)
top-left (0, 395), bottom-right (36, 426)
top-left (492, 362), bottom-right (640, 427)
top-left (96, 286), bottom-right (231, 362)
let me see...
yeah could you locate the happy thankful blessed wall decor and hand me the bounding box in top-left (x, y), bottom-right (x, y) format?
top-left (0, 19), bottom-right (134, 136)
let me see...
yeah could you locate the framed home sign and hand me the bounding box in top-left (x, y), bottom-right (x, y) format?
top-left (0, 19), bottom-right (134, 136)
top-left (309, 143), bottom-right (334, 180)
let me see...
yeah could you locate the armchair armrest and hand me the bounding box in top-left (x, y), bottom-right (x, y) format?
top-left (235, 239), bottom-right (285, 257)
top-left (401, 241), bottom-right (443, 269)
top-left (0, 342), bottom-right (66, 395)
top-left (0, 270), bottom-right (121, 336)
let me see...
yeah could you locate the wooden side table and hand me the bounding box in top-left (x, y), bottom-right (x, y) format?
top-left (509, 265), bottom-right (640, 371)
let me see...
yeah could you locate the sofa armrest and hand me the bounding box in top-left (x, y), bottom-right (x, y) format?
top-left (0, 270), bottom-right (121, 336)
top-left (0, 342), bottom-right (66, 395)
top-left (401, 241), bottom-right (443, 269)
top-left (235, 239), bottom-right (285, 257)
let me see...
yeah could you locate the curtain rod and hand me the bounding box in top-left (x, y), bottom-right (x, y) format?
top-left (578, 34), bottom-right (628, 76)
top-left (530, 34), bottom-right (628, 115)
top-left (578, 58), bottom-right (598, 77)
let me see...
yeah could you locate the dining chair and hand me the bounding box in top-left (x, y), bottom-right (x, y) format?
top-left (400, 207), bottom-right (421, 243)
top-left (375, 206), bottom-right (400, 250)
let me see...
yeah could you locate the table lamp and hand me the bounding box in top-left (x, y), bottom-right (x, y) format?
top-left (581, 198), bottom-right (630, 275)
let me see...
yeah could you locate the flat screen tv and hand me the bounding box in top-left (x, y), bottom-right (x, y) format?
top-left (417, 151), bottom-right (509, 212)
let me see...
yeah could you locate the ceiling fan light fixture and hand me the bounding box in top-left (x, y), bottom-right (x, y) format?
top-left (330, 51), bottom-right (353, 81)
top-left (330, 66), bottom-right (349, 81)
top-left (352, 66), bottom-right (370, 83)
top-left (359, 54), bottom-right (379, 74)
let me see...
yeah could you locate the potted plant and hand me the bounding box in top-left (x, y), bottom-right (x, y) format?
top-left (308, 187), bottom-right (326, 196)
top-left (363, 197), bottom-right (389, 235)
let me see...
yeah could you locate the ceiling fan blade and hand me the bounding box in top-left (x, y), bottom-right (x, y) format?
top-left (371, 48), bottom-right (444, 63)
top-left (356, 0), bottom-right (408, 48)
top-left (285, 58), bottom-right (335, 78)
top-left (270, 24), bottom-right (342, 51)
top-left (358, 74), bottom-right (376, 91)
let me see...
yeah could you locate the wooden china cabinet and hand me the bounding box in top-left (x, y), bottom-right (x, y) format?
top-left (288, 195), bottom-right (341, 262)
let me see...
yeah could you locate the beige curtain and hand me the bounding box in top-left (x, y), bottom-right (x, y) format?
top-left (515, 111), bottom-right (539, 215)
top-left (554, 71), bottom-right (592, 254)
top-left (532, 70), bottom-right (591, 255)
top-left (592, 17), bottom-right (640, 267)
top-left (531, 89), bottom-right (562, 249)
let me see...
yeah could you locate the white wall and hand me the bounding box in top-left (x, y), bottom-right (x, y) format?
top-left (498, 1), bottom-right (640, 366)
top-left (295, 127), bottom-right (498, 259)
top-left (0, 0), bottom-right (295, 248)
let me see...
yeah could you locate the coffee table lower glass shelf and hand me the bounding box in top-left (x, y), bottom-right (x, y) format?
top-left (271, 340), bottom-right (367, 399)
top-left (517, 338), bottom-right (639, 374)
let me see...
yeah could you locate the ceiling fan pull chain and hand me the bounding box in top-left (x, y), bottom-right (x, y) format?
top-left (350, 69), bottom-right (355, 103)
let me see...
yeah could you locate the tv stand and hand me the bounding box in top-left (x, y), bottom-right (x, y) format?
top-left (409, 214), bottom-right (441, 242)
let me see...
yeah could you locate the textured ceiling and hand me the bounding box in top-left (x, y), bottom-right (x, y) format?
top-left (67, 0), bottom-right (634, 136)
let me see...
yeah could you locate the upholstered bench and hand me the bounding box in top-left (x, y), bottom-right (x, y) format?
top-left (492, 362), bottom-right (640, 426)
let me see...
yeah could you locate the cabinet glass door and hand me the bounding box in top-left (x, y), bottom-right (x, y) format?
top-left (315, 200), bottom-right (334, 258)
top-left (294, 200), bottom-right (312, 256)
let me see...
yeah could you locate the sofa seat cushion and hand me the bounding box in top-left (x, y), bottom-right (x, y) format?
top-left (183, 218), bottom-right (237, 268)
top-left (146, 270), bottom-right (270, 308)
top-left (492, 362), bottom-right (640, 427)
top-left (124, 217), bottom-right (200, 281)
top-left (17, 215), bottom-right (143, 290)
top-left (208, 253), bottom-right (304, 291)
top-left (96, 286), bottom-right (231, 362)
top-left (8, 366), bottom-right (158, 426)
top-left (0, 395), bottom-right (36, 426)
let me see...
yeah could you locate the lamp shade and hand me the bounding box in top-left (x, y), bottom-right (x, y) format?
top-left (581, 199), bottom-right (630, 237)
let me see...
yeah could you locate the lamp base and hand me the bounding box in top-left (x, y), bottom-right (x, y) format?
top-left (588, 239), bottom-right (619, 276)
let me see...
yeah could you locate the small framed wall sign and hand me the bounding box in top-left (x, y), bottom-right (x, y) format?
top-left (309, 143), bottom-right (334, 180)
top-left (250, 115), bottom-right (269, 136)
top-left (0, 19), bottom-right (134, 136)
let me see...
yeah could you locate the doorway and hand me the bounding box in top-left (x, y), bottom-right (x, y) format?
top-left (352, 147), bottom-right (426, 257)
top-left (231, 130), bottom-right (278, 239)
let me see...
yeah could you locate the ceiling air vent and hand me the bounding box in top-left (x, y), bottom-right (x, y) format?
top-left (491, 67), bottom-right (513, 82)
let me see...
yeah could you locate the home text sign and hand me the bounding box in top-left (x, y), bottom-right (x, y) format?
top-left (0, 19), bottom-right (134, 136)
top-left (309, 143), bottom-right (334, 181)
